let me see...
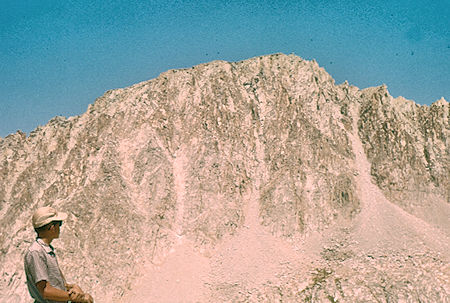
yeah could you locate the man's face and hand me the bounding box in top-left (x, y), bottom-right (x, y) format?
top-left (51, 221), bottom-right (62, 238)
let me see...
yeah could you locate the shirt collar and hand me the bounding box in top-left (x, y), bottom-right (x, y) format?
top-left (36, 238), bottom-right (55, 254)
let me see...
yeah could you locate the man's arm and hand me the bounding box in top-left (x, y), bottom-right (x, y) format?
top-left (36, 281), bottom-right (90, 302)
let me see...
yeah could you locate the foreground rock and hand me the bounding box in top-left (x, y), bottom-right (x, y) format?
top-left (0, 54), bottom-right (448, 302)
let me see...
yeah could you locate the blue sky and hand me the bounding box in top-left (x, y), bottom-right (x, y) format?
top-left (1, 0), bottom-right (449, 137)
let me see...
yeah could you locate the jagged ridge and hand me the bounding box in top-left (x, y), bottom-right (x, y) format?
top-left (0, 54), bottom-right (448, 302)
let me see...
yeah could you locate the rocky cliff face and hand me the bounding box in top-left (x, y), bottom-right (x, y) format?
top-left (358, 88), bottom-right (449, 230)
top-left (1, 54), bottom-right (448, 302)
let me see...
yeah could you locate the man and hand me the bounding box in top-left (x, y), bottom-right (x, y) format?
top-left (24, 206), bottom-right (94, 303)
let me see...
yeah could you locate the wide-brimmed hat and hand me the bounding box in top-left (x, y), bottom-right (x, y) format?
top-left (32, 206), bottom-right (68, 229)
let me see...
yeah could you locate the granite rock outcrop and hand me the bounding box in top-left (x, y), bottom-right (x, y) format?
top-left (0, 54), bottom-right (448, 302)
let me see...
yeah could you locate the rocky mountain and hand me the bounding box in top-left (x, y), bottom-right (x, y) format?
top-left (0, 53), bottom-right (448, 302)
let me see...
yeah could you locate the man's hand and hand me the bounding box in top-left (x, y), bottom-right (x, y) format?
top-left (69, 291), bottom-right (94, 303)
top-left (68, 289), bottom-right (85, 302)
top-left (67, 283), bottom-right (93, 302)
top-left (67, 283), bottom-right (83, 294)
top-left (83, 293), bottom-right (94, 303)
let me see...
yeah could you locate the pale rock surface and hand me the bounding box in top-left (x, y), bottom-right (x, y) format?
top-left (0, 54), bottom-right (448, 302)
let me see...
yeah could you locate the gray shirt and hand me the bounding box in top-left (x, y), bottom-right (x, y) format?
top-left (24, 238), bottom-right (67, 303)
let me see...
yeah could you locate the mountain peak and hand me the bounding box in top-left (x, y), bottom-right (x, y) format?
top-left (1, 54), bottom-right (448, 302)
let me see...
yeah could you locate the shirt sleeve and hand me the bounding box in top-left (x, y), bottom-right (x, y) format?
top-left (25, 250), bottom-right (50, 284)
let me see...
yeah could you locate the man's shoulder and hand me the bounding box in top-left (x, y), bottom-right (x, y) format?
top-left (27, 240), bottom-right (42, 252)
top-left (25, 240), bottom-right (43, 259)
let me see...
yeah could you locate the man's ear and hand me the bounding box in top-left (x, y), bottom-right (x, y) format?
top-left (48, 224), bottom-right (57, 234)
